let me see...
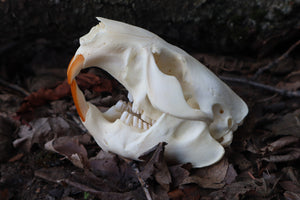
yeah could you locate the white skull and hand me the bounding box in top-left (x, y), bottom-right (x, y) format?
top-left (67, 17), bottom-right (248, 168)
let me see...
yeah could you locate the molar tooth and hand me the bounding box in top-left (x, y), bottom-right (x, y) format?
top-left (143, 122), bottom-right (148, 130)
top-left (141, 113), bottom-right (151, 124)
top-left (115, 100), bottom-right (124, 111)
top-left (126, 102), bottom-right (132, 112)
top-left (132, 116), bottom-right (138, 127)
top-left (132, 104), bottom-right (140, 114)
top-left (125, 113), bottom-right (133, 125)
top-left (127, 92), bottom-right (133, 102)
top-left (151, 119), bottom-right (156, 125)
top-left (120, 111), bottom-right (129, 122)
top-left (138, 119), bottom-right (143, 129)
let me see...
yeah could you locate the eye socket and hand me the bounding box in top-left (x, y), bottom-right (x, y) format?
top-left (153, 49), bottom-right (200, 110)
top-left (153, 50), bottom-right (184, 82)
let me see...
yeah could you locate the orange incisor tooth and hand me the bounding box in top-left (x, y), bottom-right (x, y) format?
top-left (71, 80), bottom-right (88, 122)
top-left (67, 54), bottom-right (85, 84)
top-left (68, 54), bottom-right (88, 122)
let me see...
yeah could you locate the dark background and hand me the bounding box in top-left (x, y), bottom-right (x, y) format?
top-left (1, 0), bottom-right (300, 80)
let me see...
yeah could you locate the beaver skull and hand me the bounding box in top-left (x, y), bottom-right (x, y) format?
top-left (67, 17), bottom-right (248, 168)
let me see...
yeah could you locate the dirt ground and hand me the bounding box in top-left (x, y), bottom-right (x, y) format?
top-left (0, 36), bottom-right (299, 199)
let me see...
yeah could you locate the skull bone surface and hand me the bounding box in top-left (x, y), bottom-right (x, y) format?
top-left (67, 17), bottom-right (248, 168)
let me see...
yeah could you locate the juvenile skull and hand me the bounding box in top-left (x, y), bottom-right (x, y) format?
top-left (67, 17), bottom-right (248, 168)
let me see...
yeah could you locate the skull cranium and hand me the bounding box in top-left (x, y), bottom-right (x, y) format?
top-left (67, 17), bottom-right (248, 168)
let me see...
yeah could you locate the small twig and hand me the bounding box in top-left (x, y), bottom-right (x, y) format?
top-left (253, 40), bottom-right (300, 80)
top-left (220, 76), bottom-right (300, 98)
top-left (0, 77), bottom-right (30, 96)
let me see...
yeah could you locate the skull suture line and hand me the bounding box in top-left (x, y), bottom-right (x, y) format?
top-left (67, 17), bottom-right (248, 168)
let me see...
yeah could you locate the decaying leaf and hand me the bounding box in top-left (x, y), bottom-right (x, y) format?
top-left (34, 167), bottom-right (146, 200)
top-left (209, 180), bottom-right (257, 200)
top-left (262, 148), bottom-right (300, 162)
top-left (284, 191), bottom-right (300, 200)
top-left (262, 136), bottom-right (299, 153)
top-left (138, 143), bottom-right (172, 191)
top-left (169, 164), bottom-right (192, 188)
top-left (18, 73), bottom-right (113, 114)
top-left (45, 134), bottom-right (91, 168)
top-left (181, 158), bottom-right (229, 189)
top-left (89, 151), bottom-right (139, 192)
top-left (269, 109), bottom-right (300, 137)
top-left (13, 117), bottom-right (80, 152)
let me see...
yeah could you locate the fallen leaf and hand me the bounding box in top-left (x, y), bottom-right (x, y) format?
top-left (45, 134), bottom-right (90, 168)
top-left (138, 143), bottom-right (172, 191)
top-left (13, 117), bottom-right (80, 152)
top-left (89, 151), bottom-right (139, 192)
top-left (18, 73), bottom-right (113, 114)
top-left (268, 109), bottom-right (300, 137)
top-left (284, 191), bottom-right (300, 200)
top-left (168, 188), bottom-right (185, 200)
top-left (182, 158), bottom-right (229, 189)
top-left (282, 167), bottom-right (300, 185)
top-left (262, 147), bottom-right (300, 162)
top-left (209, 180), bottom-right (257, 200)
top-left (224, 164), bottom-right (238, 184)
top-left (169, 164), bottom-right (192, 188)
top-left (35, 167), bottom-right (146, 200)
top-left (8, 153), bottom-right (24, 162)
top-left (262, 136), bottom-right (299, 153)
top-left (280, 181), bottom-right (300, 193)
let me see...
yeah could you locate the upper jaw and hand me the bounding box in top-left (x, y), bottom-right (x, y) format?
top-left (67, 52), bottom-right (163, 130)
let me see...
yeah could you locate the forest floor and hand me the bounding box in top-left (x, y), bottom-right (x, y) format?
top-left (0, 39), bottom-right (299, 200)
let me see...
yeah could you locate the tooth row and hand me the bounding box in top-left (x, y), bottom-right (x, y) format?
top-left (120, 111), bottom-right (152, 130)
top-left (141, 113), bottom-right (152, 124)
top-left (132, 104), bottom-right (141, 114)
top-left (115, 100), bottom-right (127, 112)
top-left (115, 100), bottom-right (155, 128)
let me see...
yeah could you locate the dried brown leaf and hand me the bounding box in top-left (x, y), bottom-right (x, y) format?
top-left (45, 135), bottom-right (90, 168)
top-left (138, 143), bottom-right (172, 191)
top-left (269, 109), bottom-right (300, 137)
top-left (284, 191), bottom-right (300, 200)
top-left (35, 167), bottom-right (146, 200)
top-left (18, 73), bottom-right (113, 114)
top-left (182, 158), bottom-right (228, 189)
top-left (169, 164), bottom-right (192, 188)
top-left (280, 181), bottom-right (300, 193)
top-left (262, 147), bottom-right (300, 162)
top-left (89, 151), bottom-right (139, 192)
top-left (13, 117), bottom-right (80, 152)
top-left (209, 180), bottom-right (257, 200)
top-left (168, 188), bottom-right (185, 200)
top-left (282, 167), bottom-right (300, 185)
top-left (224, 164), bottom-right (238, 184)
top-left (169, 185), bottom-right (202, 200)
top-left (263, 136), bottom-right (299, 152)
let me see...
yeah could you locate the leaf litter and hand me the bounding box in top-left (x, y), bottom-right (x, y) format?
top-left (0, 43), bottom-right (299, 199)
